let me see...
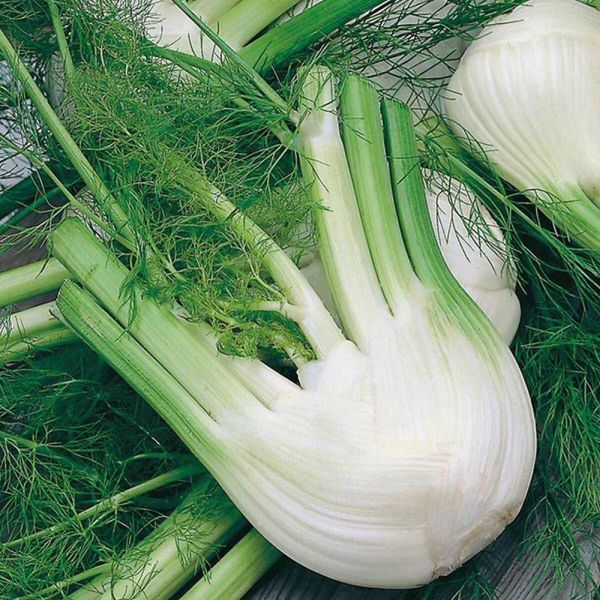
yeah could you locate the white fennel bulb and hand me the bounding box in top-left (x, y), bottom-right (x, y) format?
top-left (51, 64), bottom-right (537, 589)
top-left (444, 0), bottom-right (600, 249)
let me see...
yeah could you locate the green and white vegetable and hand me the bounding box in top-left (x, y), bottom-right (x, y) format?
top-left (144, 0), bottom-right (297, 54)
top-left (0, 1), bottom-right (545, 593)
top-left (425, 173), bottom-right (520, 344)
top-left (282, 1), bottom-right (520, 344)
top-left (47, 68), bottom-right (536, 589)
top-left (444, 0), bottom-right (600, 249)
top-left (301, 172), bottom-right (521, 345)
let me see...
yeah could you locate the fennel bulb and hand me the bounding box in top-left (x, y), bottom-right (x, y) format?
top-left (444, 0), bottom-right (600, 249)
top-left (52, 69), bottom-right (536, 589)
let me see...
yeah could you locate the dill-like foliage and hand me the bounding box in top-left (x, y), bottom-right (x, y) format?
top-left (0, 0), bottom-right (55, 63)
top-left (512, 270), bottom-right (600, 597)
top-left (42, 2), bottom-right (316, 362)
top-left (312, 0), bottom-right (527, 107)
top-left (0, 346), bottom-right (202, 598)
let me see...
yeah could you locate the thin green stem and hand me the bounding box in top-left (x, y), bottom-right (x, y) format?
top-left (0, 169), bottom-right (69, 219)
top-left (47, 0), bottom-right (74, 78)
top-left (298, 66), bottom-right (388, 349)
top-left (52, 218), bottom-right (261, 419)
top-left (0, 185), bottom-right (62, 236)
top-left (29, 565), bottom-right (111, 599)
top-left (0, 135), bottom-right (130, 250)
top-left (152, 45), bottom-right (298, 149)
top-left (0, 430), bottom-right (98, 478)
top-left (0, 29), bottom-right (131, 239)
top-left (182, 529), bottom-right (281, 600)
top-left (215, 0), bottom-right (297, 50)
top-left (240, 0), bottom-right (387, 74)
top-left (151, 44), bottom-right (225, 76)
top-left (4, 464), bottom-right (202, 549)
top-left (340, 75), bottom-right (418, 312)
top-left (0, 259), bottom-right (68, 308)
top-left (0, 325), bottom-right (78, 366)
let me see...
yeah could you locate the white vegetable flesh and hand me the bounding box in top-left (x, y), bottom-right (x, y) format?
top-left (192, 70), bottom-right (535, 588)
top-left (41, 0), bottom-right (536, 583)
top-left (444, 0), bottom-right (600, 247)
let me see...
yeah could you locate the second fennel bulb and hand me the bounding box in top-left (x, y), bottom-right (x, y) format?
top-left (444, 0), bottom-right (600, 248)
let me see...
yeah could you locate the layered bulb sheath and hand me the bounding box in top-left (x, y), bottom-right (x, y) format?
top-left (203, 74), bottom-right (536, 587)
top-left (444, 0), bottom-right (600, 248)
top-left (207, 315), bottom-right (535, 588)
top-left (52, 71), bottom-right (537, 589)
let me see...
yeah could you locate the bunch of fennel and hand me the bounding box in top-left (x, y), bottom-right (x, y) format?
top-left (0, 0), bottom-right (552, 585)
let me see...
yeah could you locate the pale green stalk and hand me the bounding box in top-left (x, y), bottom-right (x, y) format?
top-left (339, 76), bottom-right (419, 313)
top-left (0, 325), bottom-right (78, 365)
top-left (2, 301), bottom-right (58, 340)
top-left (70, 482), bottom-right (246, 600)
top-left (382, 99), bottom-right (456, 292)
top-left (52, 219), bottom-right (260, 421)
top-left (298, 66), bottom-right (389, 349)
top-left (214, 0), bottom-right (298, 49)
top-left (381, 99), bottom-right (495, 341)
top-left (55, 279), bottom-right (225, 460)
top-left (0, 259), bottom-right (68, 308)
top-left (182, 529), bottom-right (281, 600)
top-left (47, 0), bottom-right (74, 77)
top-left (30, 565), bottom-right (111, 599)
top-left (195, 0), bottom-right (242, 25)
top-left (0, 301), bottom-right (78, 365)
top-left (176, 175), bottom-right (344, 356)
